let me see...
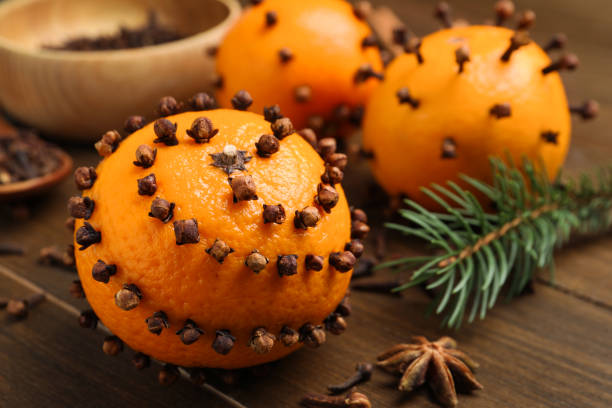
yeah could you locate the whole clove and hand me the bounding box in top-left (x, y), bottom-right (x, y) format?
top-left (158, 364), bottom-right (179, 386)
top-left (187, 117), bottom-right (218, 143)
top-left (124, 115), bottom-right (146, 134)
top-left (542, 53), bottom-right (579, 75)
top-left (570, 100), bottom-right (599, 120)
top-left (5, 293), bottom-right (45, 319)
top-left (189, 92), bottom-right (217, 111)
top-left (157, 96), bottom-right (182, 116)
top-left (231, 90), bottom-right (253, 110)
top-left (133, 145), bottom-right (157, 168)
top-left (79, 309), bottom-right (98, 329)
top-left (327, 363), bottom-right (374, 395)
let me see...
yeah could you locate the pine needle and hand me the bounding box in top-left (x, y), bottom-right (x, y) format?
top-left (380, 158), bottom-right (612, 328)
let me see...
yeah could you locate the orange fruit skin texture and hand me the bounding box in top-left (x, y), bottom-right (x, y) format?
top-left (363, 26), bottom-right (571, 207)
top-left (215, 0), bottom-right (382, 130)
top-left (74, 109), bottom-right (352, 369)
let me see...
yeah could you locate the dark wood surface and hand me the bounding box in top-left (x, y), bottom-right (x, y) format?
top-left (2, 0), bottom-right (612, 407)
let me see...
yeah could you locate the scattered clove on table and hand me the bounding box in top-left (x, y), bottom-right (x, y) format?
top-left (4, 293), bottom-right (45, 319)
top-left (327, 362), bottom-right (374, 394)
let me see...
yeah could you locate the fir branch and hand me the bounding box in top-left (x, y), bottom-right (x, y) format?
top-left (379, 158), bottom-right (612, 329)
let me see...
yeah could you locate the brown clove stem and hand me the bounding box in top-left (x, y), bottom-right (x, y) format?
top-left (455, 45), bottom-right (470, 73)
top-left (570, 100), bottom-right (599, 120)
top-left (544, 33), bottom-right (567, 53)
top-left (501, 31), bottom-right (530, 62)
top-left (434, 2), bottom-right (452, 29)
top-left (542, 53), bottom-right (579, 75)
top-left (494, 0), bottom-right (515, 26)
top-left (327, 363), bottom-right (374, 394)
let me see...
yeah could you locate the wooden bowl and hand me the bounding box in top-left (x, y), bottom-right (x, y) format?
top-left (0, 0), bottom-right (240, 142)
top-left (0, 147), bottom-right (73, 202)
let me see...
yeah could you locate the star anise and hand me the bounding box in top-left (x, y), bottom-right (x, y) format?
top-left (376, 336), bottom-right (482, 407)
top-left (210, 144), bottom-right (252, 175)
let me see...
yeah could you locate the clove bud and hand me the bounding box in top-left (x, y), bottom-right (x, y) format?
top-left (189, 92), bottom-right (216, 110)
top-left (316, 184), bottom-right (339, 213)
top-left (542, 53), bottom-right (579, 75)
top-left (249, 327), bottom-right (276, 354)
top-left (187, 117), bottom-right (218, 143)
top-left (245, 250), bottom-right (269, 273)
top-left (434, 2), bottom-right (452, 28)
top-left (79, 309), bottom-right (98, 329)
top-left (114, 283), bottom-right (142, 311)
top-left (174, 218), bottom-right (200, 245)
top-left (153, 118), bottom-right (178, 146)
top-left (230, 174), bottom-right (258, 202)
top-left (490, 103), bottom-right (512, 119)
top-left (327, 363), bottom-right (374, 395)
top-left (299, 323), bottom-right (326, 348)
top-left (321, 165), bottom-right (344, 185)
top-left (231, 90), bottom-right (253, 110)
top-left (74, 166), bottom-right (97, 190)
top-left (158, 364), bottom-right (179, 386)
top-left (133, 145), bottom-right (157, 168)
top-left (255, 134), bottom-right (280, 157)
top-left (212, 330), bottom-right (236, 354)
top-left (177, 319), bottom-right (204, 345)
top-left (157, 96), bottom-right (182, 116)
top-left (324, 313), bottom-right (348, 335)
top-left (124, 115), bottom-right (146, 134)
top-left (264, 105), bottom-right (283, 123)
top-left (271, 117), bottom-right (294, 139)
top-left (206, 238), bottom-right (234, 263)
top-left (277, 254), bottom-right (298, 276)
top-left (494, 0), bottom-right (515, 26)
top-left (137, 173), bottom-right (157, 196)
top-left (146, 311), bottom-right (169, 335)
top-left (396, 87), bottom-right (420, 108)
top-left (294, 206), bottom-right (321, 229)
top-left (263, 204), bottom-right (286, 224)
top-left (298, 128), bottom-right (318, 148)
top-left (149, 197), bottom-right (175, 223)
top-left (570, 100), bottom-right (599, 120)
top-left (278, 326), bottom-right (299, 347)
top-left (94, 130), bottom-right (121, 157)
top-left (102, 336), bottom-right (123, 356)
top-left (295, 85), bottom-right (312, 103)
top-left (305, 254), bottom-right (325, 271)
top-left (344, 239), bottom-right (364, 258)
top-left (330, 251), bottom-right (357, 272)
top-left (132, 352), bottom-right (151, 370)
top-left (67, 196), bottom-right (95, 219)
top-left (455, 45), bottom-right (470, 73)
top-left (441, 137), bottom-right (457, 159)
top-left (76, 222), bottom-right (101, 250)
top-left (91, 259), bottom-right (117, 283)
top-left (278, 47), bottom-right (293, 63)
top-left (501, 31), bottom-right (530, 62)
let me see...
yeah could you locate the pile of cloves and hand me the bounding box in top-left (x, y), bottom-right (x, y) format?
top-left (0, 130), bottom-right (62, 185)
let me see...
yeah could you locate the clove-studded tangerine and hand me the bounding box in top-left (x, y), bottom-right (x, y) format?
top-left (72, 103), bottom-right (366, 369)
top-left (215, 0), bottom-right (383, 133)
top-left (362, 16), bottom-right (594, 207)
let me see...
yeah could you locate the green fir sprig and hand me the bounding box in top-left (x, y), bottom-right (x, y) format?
top-left (378, 158), bottom-right (612, 329)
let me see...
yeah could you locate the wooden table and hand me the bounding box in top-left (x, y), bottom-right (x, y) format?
top-left (1, 0), bottom-right (611, 407)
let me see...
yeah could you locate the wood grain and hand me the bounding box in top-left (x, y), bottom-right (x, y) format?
top-left (1, 0), bottom-right (612, 407)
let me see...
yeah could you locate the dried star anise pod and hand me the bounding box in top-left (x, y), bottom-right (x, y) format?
top-left (377, 336), bottom-right (482, 407)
